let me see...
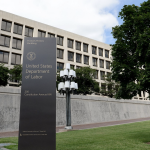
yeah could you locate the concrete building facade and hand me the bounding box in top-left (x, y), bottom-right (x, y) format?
top-left (0, 10), bottom-right (148, 100)
top-left (0, 10), bottom-right (111, 88)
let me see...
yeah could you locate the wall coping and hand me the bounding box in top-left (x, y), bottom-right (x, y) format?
top-left (57, 93), bottom-right (150, 105)
top-left (1, 87), bottom-right (150, 105)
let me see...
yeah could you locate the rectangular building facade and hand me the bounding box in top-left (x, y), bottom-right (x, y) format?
top-left (0, 10), bottom-right (147, 100)
top-left (0, 10), bottom-right (111, 88)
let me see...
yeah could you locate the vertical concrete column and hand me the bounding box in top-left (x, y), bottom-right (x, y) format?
top-left (73, 39), bottom-right (75, 50)
top-left (97, 58), bottom-right (99, 68)
top-left (81, 42), bottom-right (83, 52)
top-left (81, 54), bottom-right (84, 65)
top-left (8, 21), bottom-right (14, 66)
top-left (89, 44), bottom-right (92, 66)
top-left (11, 22), bottom-right (14, 34)
top-left (74, 52), bottom-right (76, 63)
top-left (33, 26), bottom-right (38, 37)
top-left (45, 31), bottom-right (48, 37)
top-left (63, 35), bottom-right (67, 64)
top-left (145, 92), bottom-right (149, 100)
top-left (104, 60), bottom-right (106, 69)
top-left (21, 25), bottom-right (25, 65)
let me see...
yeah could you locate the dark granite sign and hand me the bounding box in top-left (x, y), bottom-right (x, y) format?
top-left (18, 38), bottom-right (56, 150)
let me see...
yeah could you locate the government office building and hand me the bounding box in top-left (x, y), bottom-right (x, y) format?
top-left (0, 10), bottom-right (147, 100)
top-left (0, 10), bottom-right (111, 88)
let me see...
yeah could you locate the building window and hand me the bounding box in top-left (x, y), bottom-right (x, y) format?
top-left (94, 70), bottom-right (98, 79)
top-left (105, 50), bottom-right (109, 58)
top-left (84, 55), bottom-right (89, 65)
top-left (100, 71), bottom-right (105, 80)
top-left (57, 49), bottom-right (63, 59)
top-left (1, 20), bottom-right (12, 32)
top-left (0, 35), bottom-right (10, 47)
top-left (68, 39), bottom-right (73, 48)
top-left (38, 30), bottom-right (46, 37)
top-left (57, 36), bottom-right (63, 46)
top-left (76, 53), bottom-right (81, 63)
top-left (9, 76), bottom-right (19, 83)
top-left (25, 26), bottom-right (33, 37)
top-left (100, 59), bottom-right (104, 68)
top-left (70, 65), bottom-right (74, 69)
top-left (48, 33), bottom-right (55, 38)
top-left (0, 51), bottom-right (9, 63)
top-left (99, 48), bottom-right (103, 57)
top-left (76, 66), bottom-right (81, 69)
top-left (106, 61), bottom-right (110, 69)
top-left (108, 84), bottom-right (112, 91)
top-left (83, 43), bottom-right (88, 52)
top-left (13, 23), bottom-right (23, 35)
top-left (68, 51), bottom-right (74, 61)
top-left (57, 62), bottom-right (64, 71)
top-left (93, 57), bottom-right (97, 66)
top-left (101, 83), bottom-right (106, 91)
top-left (12, 38), bottom-right (22, 50)
top-left (11, 53), bottom-right (21, 65)
top-left (92, 46), bottom-right (97, 55)
top-left (76, 41), bottom-right (81, 50)
top-left (107, 72), bottom-right (111, 76)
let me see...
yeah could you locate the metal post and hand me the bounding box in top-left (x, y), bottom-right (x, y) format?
top-left (65, 89), bottom-right (72, 129)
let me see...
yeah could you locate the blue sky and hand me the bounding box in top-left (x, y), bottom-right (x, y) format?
top-left (0, 0), bottom-right (146, 45)
top-left (106, 0), bottom-right (146, 45)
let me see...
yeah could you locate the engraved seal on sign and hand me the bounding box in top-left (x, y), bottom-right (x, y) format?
top-left (27, 52), bottom-right (36, 61)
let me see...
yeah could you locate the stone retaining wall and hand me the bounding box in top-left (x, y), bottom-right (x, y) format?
top-left (1, 87), bottom-right (150, 132)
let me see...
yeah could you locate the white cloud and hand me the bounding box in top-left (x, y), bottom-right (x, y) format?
top-left (0, 0), bottom-right (119, 43)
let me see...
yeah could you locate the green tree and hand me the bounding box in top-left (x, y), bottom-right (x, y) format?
top-left (99, 73), bottom-right (120, 98)
top-left (9, 65), bottom-right (22, 86)
top-left (111, 0), bottom-right (150, 99)
top-left (57, 67), bottom-right (100, 95)
top-left (0, 64), bottom-right (9, 86)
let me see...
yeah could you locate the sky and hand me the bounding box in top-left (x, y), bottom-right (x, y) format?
top-left (0, 0), bottom-right (146, 45)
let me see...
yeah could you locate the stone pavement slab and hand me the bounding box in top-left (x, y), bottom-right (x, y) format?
top-left (0, 143), bottom-right (15, 150)
top-left (0, 148), bottom-right (9, 150)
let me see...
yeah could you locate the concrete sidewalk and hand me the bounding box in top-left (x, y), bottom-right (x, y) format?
top-left (0, 117), bottom-right (150, 138)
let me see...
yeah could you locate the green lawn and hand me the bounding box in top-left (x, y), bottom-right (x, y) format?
top-left (1, 121), bottom-right (150, 150)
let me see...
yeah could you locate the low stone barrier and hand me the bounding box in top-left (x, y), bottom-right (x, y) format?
top-left (1, 87), bottom-right (150, 132)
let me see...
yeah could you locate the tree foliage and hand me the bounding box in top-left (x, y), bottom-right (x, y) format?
top-left (0, 64), bottom-right (22, 87)
top-left (9, 65), bottom-right (22, 86)
top-left (99, 73), bottom-right (120, 98)
top-left (111, 0), bottom-right (150, 99)
top-left (57, 67), bottom-right (100, 95)
top-left (0, 64), bottom-right (9, 86)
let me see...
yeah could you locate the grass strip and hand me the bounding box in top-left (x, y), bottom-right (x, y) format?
top-left (0, 120), bottom-right (150, 150)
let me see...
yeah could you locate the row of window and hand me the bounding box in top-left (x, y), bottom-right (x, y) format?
top-left (57, 62), bottom-right (109, 80)
top-left (1, 19), bottom-right (110, 57)
top-left (0, 48), bottom-right (110, 69)
top-left (101, 82), bottom-right (117, 91)
top-left (0, 34), bottom-right (22, 50)
top-left (2, 20), bottom-right (33, 37)
top-left (94, 71), bottom-right (110, 80)
top-left (60, 38), bottom-right (109, 57)
top-left (93, 58), bottom-right (110, 69)
top-left (0, 50), bottom-right (109, 81)
top-left (57, 49), bottom-right (110, 69)
top-left (0, 51), bottom-right (21, 65)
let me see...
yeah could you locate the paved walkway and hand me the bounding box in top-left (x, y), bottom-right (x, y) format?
top-left (0, 117), bottom-right (150, 138)
top-left (0, 143), bottom-right (15, 150)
